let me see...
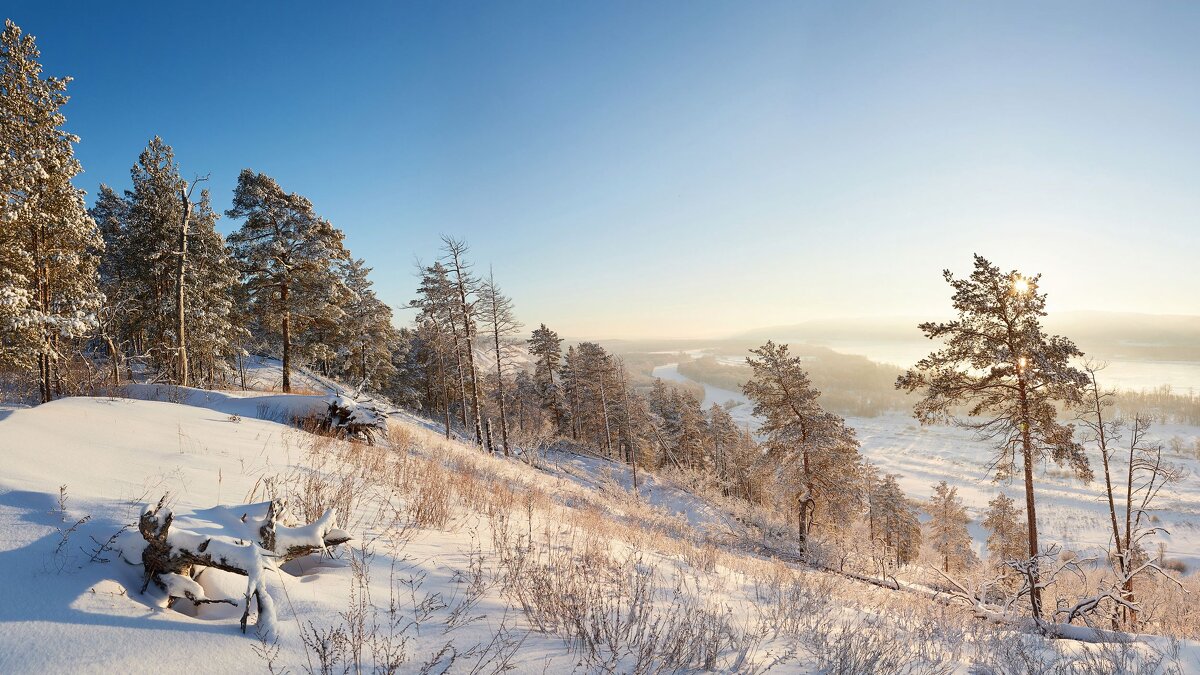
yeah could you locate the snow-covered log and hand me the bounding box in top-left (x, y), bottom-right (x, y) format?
top-left (258, 498), bottom-right (350, 562)
top-left (136, 496), bottom-right (350, 634)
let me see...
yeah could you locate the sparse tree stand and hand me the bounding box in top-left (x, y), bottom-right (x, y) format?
top-left (441, 236), bottom-right (485, 448)
top-left (897, 254), bottom-right (1091, 622)
top-left (480, 268), bottom-right (521, 456)
top-left (1078, 367), bottom-right (1183, 631)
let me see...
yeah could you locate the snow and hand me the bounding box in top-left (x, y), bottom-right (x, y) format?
top-left (2, 383), bottom-right (1198, 672)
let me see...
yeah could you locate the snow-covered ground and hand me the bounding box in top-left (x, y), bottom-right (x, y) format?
top-left (0, 388), bottom-right (820, 672)
top-left (2, 374), bottom-right (1198, 672)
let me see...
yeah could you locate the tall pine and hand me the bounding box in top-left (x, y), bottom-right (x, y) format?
top-left (0, 21), bottom-right (102, 402)
top-left (226, 170), bottom-right (347, 392)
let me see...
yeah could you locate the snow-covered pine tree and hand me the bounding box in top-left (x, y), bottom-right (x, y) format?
top-left (706, 403), bottom-right (763, 500)
top-left (179, 184), bottom-right (243, 387)
top-left (479, 268), bottom-right (521, 456)
top-left (527, 323), bottom-right (565, 433)
top-left (925, 480), bottom-right (978, 573)
top-left (294, 262), bottom-right (350, 378)
top-left (646, 380), bottom-right (709, 472)
top-left (0, 21), bottom-right (103, 402)
top-left (92, 138), bottom-right (240, 387)
top-left (89, 184), bottom-right (130, 384)
top-left (559, 342), bottom-right (623, 457)
top-left (897, 254), bottom-right (1091, 619)
top-left (525, 321), bottom-right (566, 429)
top-left (613, 359), bottom-right (654, 485)
top-left (226, 170), bottom-right (348, 392)
top-left (560, 345), bottom-right (580, 439)
top-left (337, 257), bottom-right (397, 390)
top-left (871, 473), bottom-right (922, 568)
top-left (707, 403), bottom-right (738, 492)
top-left (411, 262), bottom-right (470, 434)
top-left (743, 340), bottom-right (863, 557)
top-left (981, 492), bottom-right (1028, 568)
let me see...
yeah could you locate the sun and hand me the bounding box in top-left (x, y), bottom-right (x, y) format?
top-left (1011, 277), bottom-right (1030, 295)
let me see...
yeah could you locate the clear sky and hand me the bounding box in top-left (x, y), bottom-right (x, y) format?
top-left (8, 1), bottom-right (1200, 338)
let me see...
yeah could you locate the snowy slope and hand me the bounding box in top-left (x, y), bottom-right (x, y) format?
top-left (1, 391), bottom-right (1196, 673)
top-left (0, 395), bottom-right (798, 673)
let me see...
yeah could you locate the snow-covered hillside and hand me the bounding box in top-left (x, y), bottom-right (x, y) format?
top-left (1, 389), bottom-right (1197, 673)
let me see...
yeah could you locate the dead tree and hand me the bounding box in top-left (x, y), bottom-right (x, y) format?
top-left (479, 268), bottom-right (522, 456)
top-left (173, 175), bottom-right (209, 388)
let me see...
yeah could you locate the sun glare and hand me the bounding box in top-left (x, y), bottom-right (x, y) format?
top-left (1012, 277), bottom-right (1030, 295)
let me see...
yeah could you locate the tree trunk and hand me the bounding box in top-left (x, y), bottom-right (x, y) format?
top-left (1017, 376), bottom-right (1042, 620)
top-left (598, 365), bottom-right (613, 458)
top-left (447, 252), bottom-right (484, 445)
top-left (280, 281), bottom-right (291, 393)
top-left (492, 322), bottom-right (510, 456)
top-left (106, 335), bottom-right (121, 386)
top-left (445, 310), bottom-right (471, 434)
top-left (176, 188), bottom-right (193, 388)
top-left (1123, 425), bottom-right (1138, 629)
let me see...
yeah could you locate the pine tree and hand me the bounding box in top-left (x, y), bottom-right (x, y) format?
top-left (338, 257), bottom-right (397, 389)
top-left (981, 492), bottom-right (1028, 567)
top-left (92, 138), bottom-right (241, 387)
top-left (560, 342), bottom-right (621, 455)
top-left (178, 183), bottom-right (242, 386)
top-left (0, 21), bottom-right (103, 402)
top-left (870, 473), bottom-right (922, 568)
top-left (411, 262), bottom-right (469, 434)
top-left (528, 323), bottom-right (565, 433)
top-left (926, 480), bottom-right (978, 573)
top-left (897, 255), bottom-right (1090, 618)
top-left (89, 184), bottom-right (130, 384)
top-left (226, 170), bottom-right (348, 392)
top-left (743, 341), bottom-right (862, 555)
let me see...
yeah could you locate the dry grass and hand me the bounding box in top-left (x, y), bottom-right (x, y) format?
top-left (256, 414), bottom-right (1197, 673)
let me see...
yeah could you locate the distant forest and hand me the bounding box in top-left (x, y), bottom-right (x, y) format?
top-left (676, 350), bottom-right (910, 418)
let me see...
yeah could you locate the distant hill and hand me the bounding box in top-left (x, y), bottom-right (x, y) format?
top-left (735, 311), bottom-right (1200, 363)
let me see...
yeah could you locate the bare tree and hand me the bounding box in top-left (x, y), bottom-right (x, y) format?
top-left (440, 236), bottom-right (485, 448)
top-left (173, 174), bottom-right (208, 387)
top-left (479, 267), bottom-right (522, 456)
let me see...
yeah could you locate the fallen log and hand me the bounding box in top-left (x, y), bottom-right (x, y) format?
top-left (137, 495), bottom-right (350, 633)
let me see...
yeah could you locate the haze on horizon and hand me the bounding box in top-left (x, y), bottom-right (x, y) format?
top-left (9, 1), bottom-right (1200, 339)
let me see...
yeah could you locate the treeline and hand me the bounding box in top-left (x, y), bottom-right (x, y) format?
top-left (391, 259), bottom-right (931, 566)
top-left (0, 22), bottom-right (398, 401)
top-left (1112, 385), bottom-right (1200, 425)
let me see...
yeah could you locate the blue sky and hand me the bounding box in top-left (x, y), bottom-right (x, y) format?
top-left (9, 1), bottom-right (1200, 338)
